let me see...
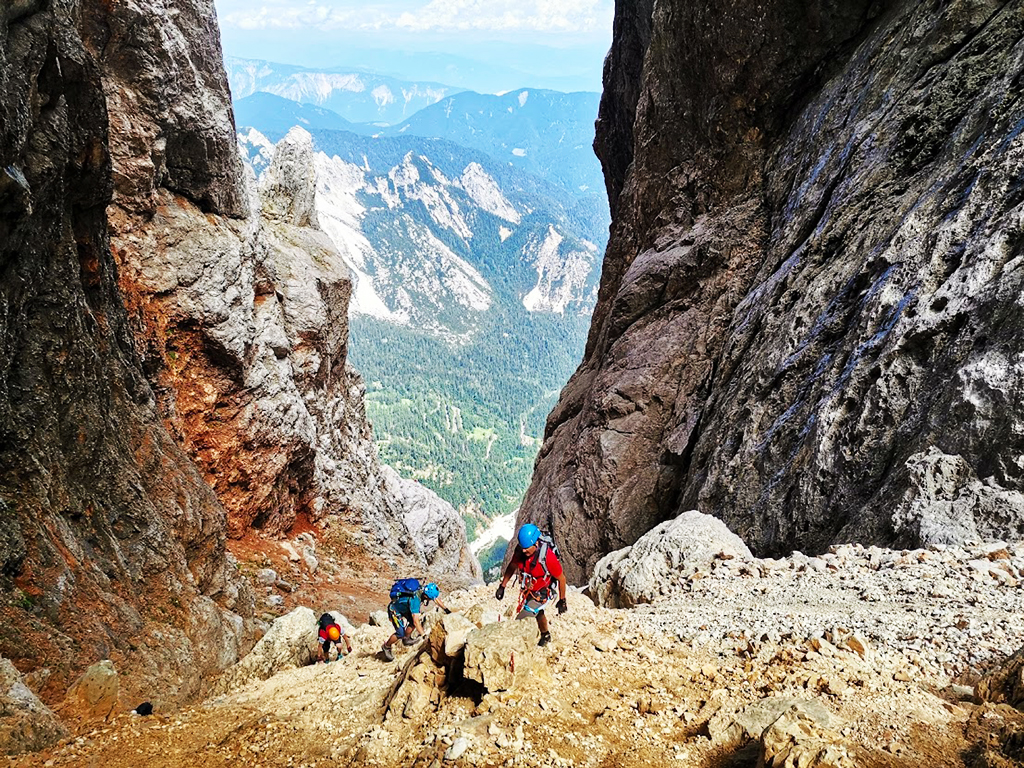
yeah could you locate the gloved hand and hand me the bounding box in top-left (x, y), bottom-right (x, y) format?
top-left (556, 598), bottom-right (568, 615)
top-left (495, 584), bottom-right (505, 601)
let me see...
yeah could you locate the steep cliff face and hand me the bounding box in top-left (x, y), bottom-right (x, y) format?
top-left (523, 0), bottom-right (1024, 580)
top-left (0, 0), bottom-right (254, 707)
top-left (92, 1), bottom-right (478, 578)
top-left (0, 0), bottom-right (478, 721)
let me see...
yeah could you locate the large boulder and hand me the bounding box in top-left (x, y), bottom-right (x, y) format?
top-left (61, 660), bottom-right (119, 723)
top-left (384, 656), bottom-right (448, 722)
top-left (709, 697), bottom-right (833, 749)
top-left (758, 707), bottom-right (853, 768)
top-left (0, 659), bottom-right (68, 755)
top-left (428, 612), bottom-right (478, 665)
top-left (462, 619), bottom-right (542, 693)
top-left (214, 607), bottom-right (318, 694)
top-left (382, 466), bottom-right (483, 582)
top-left (464, 603), bottom-right (502, 629)
top-left (590, 510), bottom-right (751, 607)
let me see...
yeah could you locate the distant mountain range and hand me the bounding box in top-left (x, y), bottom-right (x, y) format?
top-left (233, 92), bottom-right (358, 136)
top-left (298, 45), bottom-right (606, 94)
top-left (226, 57), bottom-right (462, 125)
top-left (379, 89), bottom-right (604, 199)
top-left (232, 77), bottom-right (605, 201)
top-left (238, 127), bottom-right (602, 336)
top-left (232, 71), bottom-right (610, 533)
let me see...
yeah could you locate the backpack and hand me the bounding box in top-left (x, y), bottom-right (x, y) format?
top-left (529, 533), bottom-right (561, 580)
top-left (318, 612), bottom-right (334, 630)
top-left (390, 578), bottom-right (421, 600)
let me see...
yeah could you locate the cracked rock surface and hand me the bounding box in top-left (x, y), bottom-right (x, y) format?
top-left (520, 0), bottom-right (1024, 581)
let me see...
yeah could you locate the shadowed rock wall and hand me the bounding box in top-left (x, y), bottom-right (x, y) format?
top-left (522, 0), bottom-right (1024, 581)
top-left (0, 0), bottom-right (254, 708)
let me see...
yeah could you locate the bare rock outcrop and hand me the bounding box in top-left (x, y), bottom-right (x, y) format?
top-left (61, 660), bottom-right (118, 724)
top-left (758, 706), bottom-right (853, 768)
top-left (383, 466), bottom-right (482, 582)
top-left (708, 696), bottom-right (834, 750)
top-left (978, 645), bottom-right (1024, 712)
top-left (215, 607), bottom-right (320, 694)
top-left (590, 510), bottom-right (751, 608)
top-left (462, 619), bottom-right (544, 693)
top-left (521, 0), bottom-right (1024, 580)
top-left (103, 53), bottom-right (415, 551)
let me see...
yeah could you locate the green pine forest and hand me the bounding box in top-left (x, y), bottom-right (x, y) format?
top-left (349, 307), bottom-right (591, 540)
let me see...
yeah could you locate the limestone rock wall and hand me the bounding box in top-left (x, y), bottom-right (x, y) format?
top-left (383, 466), bottom-right (483, 583)
top-left (93, 0), bottom-right (472, 575)
top-left (0, 0), bottom-right (254, 708)
top-left (522, 0), bottom-right (1024, 580)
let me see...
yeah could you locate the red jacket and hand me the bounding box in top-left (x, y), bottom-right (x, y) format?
top-left (318, 623), bottom-right (343, 642)
top-left (511, 546), bottom-right (563, 592)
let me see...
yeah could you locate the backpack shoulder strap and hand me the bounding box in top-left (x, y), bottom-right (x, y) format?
top-left (536, 540), bottom-right (551, 579)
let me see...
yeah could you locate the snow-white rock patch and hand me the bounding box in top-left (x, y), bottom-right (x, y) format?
top-left (460, 163), bottom-right (520, 224)
top-left (522, 226), bottom-right (595, 314)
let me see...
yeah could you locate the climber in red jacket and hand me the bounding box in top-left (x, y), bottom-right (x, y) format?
top-left (494, 524), bottom-right (568, 647)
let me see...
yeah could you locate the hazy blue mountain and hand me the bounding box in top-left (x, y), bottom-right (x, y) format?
top-left (316, 45), bottom-right (605, 94)
top-left (234, 92), bottom-right (360, 135)
top-left (382, 89), bottom-right (605, 199)
top-left (226, 57), bottom-right (463, 125)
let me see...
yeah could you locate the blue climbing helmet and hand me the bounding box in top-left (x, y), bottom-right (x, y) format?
top-left (423, 582), bottom-right (440, 600)
top-left (517, 523), bottom-right (541, 549)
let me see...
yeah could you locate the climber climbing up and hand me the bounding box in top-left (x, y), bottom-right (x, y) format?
top-left (317, 612), bottom-right (352, 663)
top-left (494, 523), bottom-right (567, 647)
top-left (380, 579), bottom-right (451, 661)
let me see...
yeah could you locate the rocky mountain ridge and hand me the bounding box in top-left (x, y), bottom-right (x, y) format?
top-left (375, 88), bottom-right (606, 201)
top-left (236, 126), bottom-right (604, 336)
top-left (520, 0), bottom-right (1024, 581)
top-left (235, 124), bottom-right (603, 527)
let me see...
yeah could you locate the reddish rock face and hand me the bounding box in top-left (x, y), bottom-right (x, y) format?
top-left (87, 0), bottom-right (408, 548)
top-left (522, 0), bottom-right (1024, 581)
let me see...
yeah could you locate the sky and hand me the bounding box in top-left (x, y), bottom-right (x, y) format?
top-left (213, 0), bottom-right (615, 93)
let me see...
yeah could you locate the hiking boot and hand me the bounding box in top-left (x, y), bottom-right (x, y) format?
top-left (381, 643), bottom-right (394, 661)
top-left (538, 632), bottom-right (552, 647)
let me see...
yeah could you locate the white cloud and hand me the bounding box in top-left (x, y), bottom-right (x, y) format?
top-left (217, 0), bottom-right (613, 35)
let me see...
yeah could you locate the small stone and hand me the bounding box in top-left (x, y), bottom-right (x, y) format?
top-left (444, 737), bottom-right (469, 761)
top-left (255, 568), bottom-right (278, 586)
